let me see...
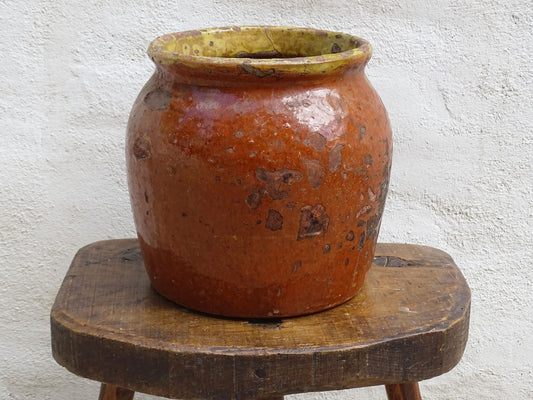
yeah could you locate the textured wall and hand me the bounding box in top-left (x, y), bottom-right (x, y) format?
top-left (1, 1), bottom-right (531, 399)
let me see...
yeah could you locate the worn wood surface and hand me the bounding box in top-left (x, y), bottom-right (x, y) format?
top-left (51, 239), bottom-right (470, 400)
top-left (385, 383), bottom-right (422, 400)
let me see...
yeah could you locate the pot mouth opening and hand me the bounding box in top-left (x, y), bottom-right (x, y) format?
top-left (148, 26), bottom-right (371, 77)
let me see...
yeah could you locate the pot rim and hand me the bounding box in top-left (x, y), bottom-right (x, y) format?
top-left (147, 26), bottom-right (372, 78)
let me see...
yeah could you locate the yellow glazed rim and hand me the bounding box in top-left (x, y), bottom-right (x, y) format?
top-left (148, 26), bottom-right (372, 77)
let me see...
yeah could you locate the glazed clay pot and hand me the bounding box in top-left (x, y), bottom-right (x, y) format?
top-left (126, 26), bottom-right (392, 318)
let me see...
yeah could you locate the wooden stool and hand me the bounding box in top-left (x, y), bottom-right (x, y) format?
top-left (51, 240), bottom-right (470, 400)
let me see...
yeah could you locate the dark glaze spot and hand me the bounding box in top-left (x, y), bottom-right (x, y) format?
top-left (133, 136), bottom-right (151, 160)
top-left (382, 162), bottom-right (392, 189)
top-left (363, 154), bottom-right (374, 166)
top-left (304, 132), bottom-right (327, 152)
top-left (367, 173), bottom-right (389, 240)
top-left (323, 244), bottom-right (331, 254)
top-left (256, 168), bottom-right (303, 200)
top-left (358, 232), bottom-right (366, 250)
top-left (328, 144), bottom-right (344, 172)
top-left (265, 209), bottom-right (283, 231)
top-left (366, 213), bottom-right (382, 240)
top-left (345, 258), bottom-right (350, 266)
top-left (144, 191), bottom-right (149, 203)
top-left (144, 89), bottom-right (172, 110)
top-left (357, 220), bottom-right (366, 227)
top-left (282, 173), bottom-right (294, 184)
top-left (345, 230), bottom-right (355, 241)
top-left (246, 188), bottom-right (266, 210)
top-left (297, 204), bottom-right (330, 240)
top-left (235, 49), bottom-right (283, 58)
top-left (331, 43), bottom-right (342, 53)
top-left (293, 260), bottom-right (302, 272)
top-left (384, 138), bottom-right (391, 158)
top-left (303, 158), bottom-right (325, 189)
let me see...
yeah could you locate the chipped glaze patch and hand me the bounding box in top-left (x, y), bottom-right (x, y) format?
top-left (363, 154), bottom-right (374, 166)
top-left (356, 205), bottom-right (372, 218)
top-left (328, 144), bottom-right (344, 172)
top-left (265, 209), bottom-right (283, 231)
top-left (285, 201), bottom-right (297, 210)
top-left (133, 136), bottom-right (151, 160)
top-left (303, 158), bottom-right (325, 189)
top-left (359, 125), bottom-right (367, 139)
top-left (297, 204), bottom-right (330, 240)
top-left (240, 64), bottom-right (275, 78)
top-left (256, 168), bottom-right (303, 200)
top-left (246, 188), bottom-right (266, 210)
top-left (304, 132), bottom-right (327, 151)
top-left (144, 89), bottom-right (173, 110)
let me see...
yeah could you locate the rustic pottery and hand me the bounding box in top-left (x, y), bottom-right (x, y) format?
top-left (126, 26), bottom-right (392, 318)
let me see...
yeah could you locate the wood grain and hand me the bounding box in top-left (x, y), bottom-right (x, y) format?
top-left (51, 239), bottom-right (470, 400)
top-left (98, 384), bottom-right (135, 400)
top-left (385, 383), bottom-right (422, 400)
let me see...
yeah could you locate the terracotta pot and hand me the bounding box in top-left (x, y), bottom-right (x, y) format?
top-left (126, 26), bottom-right (392, 318)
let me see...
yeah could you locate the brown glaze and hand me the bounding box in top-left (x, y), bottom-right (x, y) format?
top-left (126, 26), bottom-right (392, 318)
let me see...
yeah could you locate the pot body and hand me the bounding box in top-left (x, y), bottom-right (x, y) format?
top-left (126, 27), bottom-right (392, 318)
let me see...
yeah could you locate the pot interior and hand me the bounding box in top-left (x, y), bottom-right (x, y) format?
top-left (158, 26), bottom-right (361, 59)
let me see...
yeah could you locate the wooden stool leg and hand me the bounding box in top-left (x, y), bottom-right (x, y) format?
top-left (98, 383), bottom-right (135, 400)
top-left (385, 382), bottom-right (422, 400)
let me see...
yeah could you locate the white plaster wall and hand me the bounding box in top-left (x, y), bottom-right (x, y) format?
top-left (1, 0), bottom-right (531, 399)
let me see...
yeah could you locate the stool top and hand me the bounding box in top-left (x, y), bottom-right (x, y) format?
top-left (51, 239), bottom-right (470, 399)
